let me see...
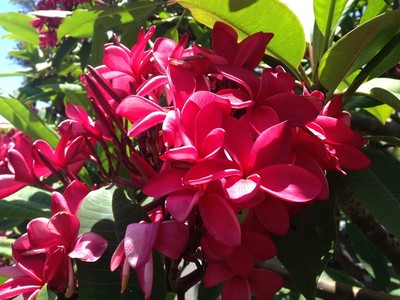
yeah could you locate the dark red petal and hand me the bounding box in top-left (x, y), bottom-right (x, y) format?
top-left (154, 221), bottom-right (189, 259)
top-left (221, 276), bottom-right (251, 300)
top-left (199, 193), bottom-right (241, 247)
top-left (249, 121), bottom-right (292, 170)
top-left (203, 260), bottom-right (234, 287)
top-left (248, 269), bottom-right (283, 298)
top-left (242, 232), bottom-right (277, 261)
top-left (258, 164), bottom-right (322, 202)
top-left (254, 196), bottom-right (290, 236)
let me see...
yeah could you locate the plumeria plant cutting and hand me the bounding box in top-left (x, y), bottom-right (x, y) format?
top-left (0, 0), bottom-right (400, 299)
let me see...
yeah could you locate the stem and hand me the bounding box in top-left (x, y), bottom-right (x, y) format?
top-left (336, 183), bottom-right (400, 274)
top-left (297, 65), bottom-right (312, 91)
top-left (261, 261), bottom-right (400, 300)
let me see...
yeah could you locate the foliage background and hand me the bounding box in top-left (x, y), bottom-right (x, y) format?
top-left (0, 0), bottom-right (400, 299)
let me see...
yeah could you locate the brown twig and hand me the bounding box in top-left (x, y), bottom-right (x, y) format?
top-left (262, 261), bottom-right (400, 300)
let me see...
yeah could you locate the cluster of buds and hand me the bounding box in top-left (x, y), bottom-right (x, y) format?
top-left (0, 21), bottom-right (370, 299)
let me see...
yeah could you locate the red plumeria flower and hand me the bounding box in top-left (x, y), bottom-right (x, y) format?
top-left (111, 221), bottom-right (188, 299)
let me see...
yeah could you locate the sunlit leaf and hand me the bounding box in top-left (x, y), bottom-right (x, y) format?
top-left (0, 96), bottom-right (59, 148)
top-left (356, 78), bottom-right (400, 112)
top-left (344, 149), bottom-right (400, 241)
top-left (313, 0), bottom-right (348, 37)
top-left (177, 0), bottom-right (306, 70)
top-left (0, 186), bottom-right (51, 219)
top-left (360, 0), bottom-right (389, 24)
top-left (0, 12), bottom-right (38, 45)
top-left (36, 284), bottom-right (57, 300)
top-left (364, 104), bottom-right (393, 124)
top-left (318, 10), bottom-right (400, 93)
top-left (57, 2), bottom-right (159, 40)
top-left (0, 238), bottom-right (14, 258)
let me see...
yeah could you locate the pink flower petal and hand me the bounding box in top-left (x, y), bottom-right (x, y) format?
top-left (8, 149), bottom-right (34, 183)
top-left (136, 254), bottom-right (154, 300)
top-left (116, 95), bottom-right (165, 123)
top-left (224, 174), bottom-right (261, 203)
top-left (242, 232), bottom-right (277, 262)
top-left (0, 174), bottom-right (27, 199)
top-left (110, 240), bottom-right (125, 272)
top-left (143, 168), bottom-right (186, 197)
top-left (223, 116), bottom-right (253, 168)
top-left (161, 145), bottom-right (199, 162)
top-left (124, 222), bottom-right (160, 269)
top-left (184, 159), bottom-right (242, 186)
top-left (27, 218), bottom-right (59, 250)
top-left (254, 196), bottom-right (290, 236)
top-left (248, 269), bottom-right (283, 298)
top-left (62, 180), bottom-right (90, 215)
top-left (260, 93), bottom-right (321, 126)
top-left (199, 128), bottom-right (225, 159)
top-left (48, 212), bottom-right (80, 247)
top-left (203, 260), bottom-right (234, 287)
top-left (0, 276), bottom-right (42, 300)
top-left (51, 192), bottom-right (70, 215)
top-left (199, 193), bottom-right (241, 247)
top-left (103, 45), bottom-right (132, 74)
top-left (236, 32), bottom-right (273, 69)
top-left (69, 232), bottom-right (108, 262)
top-left (154, 221), bottom-right (188, 259)
top-left (335, 143), bottom-right (371, 170)
top-left (258, 164), bottom-right (322, 202)
top-left (249, 121), bottom-right (292, 171)
top-left (166, 189), bottom-right (200, 222)
top-left (226, 246), bottom-right (253, 277)
top-left (242, 106), bottom-right (279, 135)
top-left (128, 111), bottom-right (167, 137)
top-left (221, 276), bottom-right (251, 300)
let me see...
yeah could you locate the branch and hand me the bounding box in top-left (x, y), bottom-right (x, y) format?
top-left (262, 261), bottom-right (400, 300)
top-left (336, 183), bottom-right (400, 274)
top-left (351, 113), bottom-right (400, 137)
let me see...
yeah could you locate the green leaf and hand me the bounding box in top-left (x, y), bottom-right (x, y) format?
top-left (0, 186), bottom-right (51, 219)
top-left (0, 238), bottom-right (14, 258)
top-left (36, 284), bottom-right (57, 300)
top-left (364, 104), bottom-right (393, 124)
top-left (57, 2), bottom-right (159, 40)
top-left (77, 185), bottom-right (166, 300)
top-left (318, 9), bottom-right (400, 93)
top-left (177, 0), bottom-right (306, 70)
top-left (0, 96), bottom-right (59, 148)
top-left (274, 197), bottom-right (336, 300)
top-left (356, 78), bottom-right (400, 112)
top-left (89, 20), bottom-right (108, 67)
top-left (344, 149), bottom-right (400, 241)
top-left (313, 0), bottom-right (348, 37)
top-left (360, 0), bottom-right (389, 24)
top-left (321, 266), bottom-right (363, 288)
top-left (0, 12), bottom-right (38, 45)
top-left (346, 222), bottom-right (392, 291)
top-left (52, 37), bottom-right (79, 70)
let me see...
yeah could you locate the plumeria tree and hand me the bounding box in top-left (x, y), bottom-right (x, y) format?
top-left (0, 0), bottom-right (400, 299)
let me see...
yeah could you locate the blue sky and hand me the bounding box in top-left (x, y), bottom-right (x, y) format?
top-left (0, 1), bottom-right (24, 96)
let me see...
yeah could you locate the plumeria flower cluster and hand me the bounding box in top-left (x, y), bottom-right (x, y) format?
top-left (0, 21), bottom-right (370, 299)
top-left (0, 180), bottom-right (108, 299)
top-left (30, 0), bottom-right (91, 47)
